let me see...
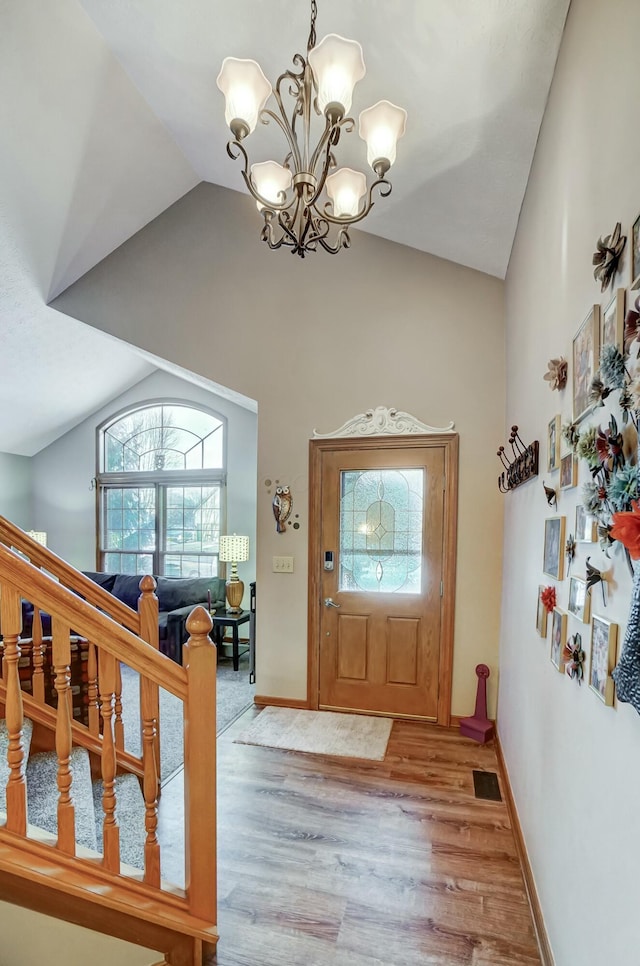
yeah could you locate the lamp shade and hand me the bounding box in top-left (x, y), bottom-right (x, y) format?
top-left (326, 167), bottom-right (367, 217)
top-left (308, 34), bottom-right (365, 116)
top-left (358, 100), bottom-right (407, 169)
top-left (216, 58), bottom-right (272, 136)
top-left (219, 534), bottom-right (250, 563)
top-left (251, 160), bottom-right (293, 210)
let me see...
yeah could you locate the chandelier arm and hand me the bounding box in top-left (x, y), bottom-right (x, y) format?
top-left (226, 138), bottom-right (294, 211)
top-left (306, 115), bottom-right (356, 206)
top-left (319, 177), bottom-right (393, 227)
top-left (316, 229), bottom-right (351, 254)
top-left (260, 105), bottom-right (302, 173)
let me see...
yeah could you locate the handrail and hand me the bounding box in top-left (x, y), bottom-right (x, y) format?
top-left (0, 515), bottom-right (140, 634)
top-left (0, 545), bottom-right (187, 701)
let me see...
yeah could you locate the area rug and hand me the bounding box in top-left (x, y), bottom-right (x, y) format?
top-left (234, 706), bottom-right (392, 760)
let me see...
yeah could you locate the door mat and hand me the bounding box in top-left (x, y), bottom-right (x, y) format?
top-left (472, 769), bottom-right (502, 801)
top-left (235, 706), bottom-right (393, 760)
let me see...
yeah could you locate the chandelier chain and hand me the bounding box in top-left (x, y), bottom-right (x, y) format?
top-left (307, 0), bottom-right (317, 52)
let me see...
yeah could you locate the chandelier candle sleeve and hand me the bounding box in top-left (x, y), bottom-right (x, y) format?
top-left (216, 0), bottom-right (407, 257)
top-left (219, 534), bottom-right (250, 613)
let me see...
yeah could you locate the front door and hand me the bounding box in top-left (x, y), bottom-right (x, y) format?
top-left (310, 436), bottom-right (457, 722)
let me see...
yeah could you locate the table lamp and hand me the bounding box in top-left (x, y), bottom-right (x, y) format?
top-left (219, 534), bottom-right (250, 613)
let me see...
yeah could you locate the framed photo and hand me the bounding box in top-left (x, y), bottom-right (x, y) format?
top-left (631, 212), bottom-right (640, 290)
top-left (536, 585), bottom-right (549, 637)
top-left (550, 608), bottom-right (567, 672)
top-left (560, 453), bottom-right (577, 489)
top-left (572, 306), bottom-right (601, 423)
top-left (602, 289), bottom-right (625, 350)
top-left (589, 615), bottom-right (618, 705)
top-left (547, 414), bottom-right (561, 472)
top-left (543, 515), bottom-right (565, 580)
top-left (575, 505), bottom-right (597, 543)
top-left (568, 576), bottom-right (590, 624)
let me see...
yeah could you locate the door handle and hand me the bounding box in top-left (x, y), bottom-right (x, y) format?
top-left (324, 597), bottom-right (341, 608)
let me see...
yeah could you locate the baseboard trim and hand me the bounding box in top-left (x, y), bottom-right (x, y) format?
top-left (494, 730), bottom-right (554, 966)
top-left (253, 695), bottom-right (309, 710)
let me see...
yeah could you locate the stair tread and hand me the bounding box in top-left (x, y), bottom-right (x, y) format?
top-left (26, 747), bottom-right (98, 851)
top-left (0, 718), bottom-right (33, 813)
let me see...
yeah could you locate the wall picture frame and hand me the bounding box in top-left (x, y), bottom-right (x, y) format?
top-left (631, 212), bottom-right (640, 290)
top-left (536, 585), bottom-right (549, 637)
top-left (543, 515), bottom-right (565, 580)
top-left (550, 607), bottom-right (567, 672)
top-left (568, 576), bottom-right (590, 624)
top-left (589, 615), bottom-right (618, 705)
top-left (573, 306), bottom-right (601, 423)
top-left (560, 453), bottom-right (577, 489)
top-left (575, 505), bottom-right (597, 543)
top-left (602, 289), bottom-right (625, 350)
top-left (547, 414), bottom-right (561, 472)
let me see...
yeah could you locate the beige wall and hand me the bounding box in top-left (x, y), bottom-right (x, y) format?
top-left (501, 0), bottom-right (640, 962)
top-left (0, 452), bottom-right (32, 529)
top-left (52, 182), bottom-right (505, 715)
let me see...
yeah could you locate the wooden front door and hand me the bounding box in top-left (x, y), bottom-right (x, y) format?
top-left (309, 435), bottom-right (458, 723)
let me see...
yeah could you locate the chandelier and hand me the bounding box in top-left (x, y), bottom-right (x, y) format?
top-left (216, 0), bottom-right (407, 257)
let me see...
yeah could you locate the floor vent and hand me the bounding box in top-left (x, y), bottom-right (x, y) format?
top-left (472, 770), bottom-right (502, 801)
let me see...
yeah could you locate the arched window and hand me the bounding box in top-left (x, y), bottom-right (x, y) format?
top-left (97, 402), bottom-right (226, 577)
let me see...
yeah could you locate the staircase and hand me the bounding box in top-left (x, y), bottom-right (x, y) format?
top-left (0, 517), bottom-right (218, 965)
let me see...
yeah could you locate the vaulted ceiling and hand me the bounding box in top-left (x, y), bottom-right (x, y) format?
top-left (0, 0), bottom-right (570, 456)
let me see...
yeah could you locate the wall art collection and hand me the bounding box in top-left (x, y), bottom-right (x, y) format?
top-left (536, 212), bottom-right (640, 713)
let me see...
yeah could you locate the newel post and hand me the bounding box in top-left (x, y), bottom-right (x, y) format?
top-left (183, 606), bottom-right (217, 923)
top-left (138, 575), bottom-right (161, 780)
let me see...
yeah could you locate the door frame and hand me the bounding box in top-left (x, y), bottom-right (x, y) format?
top-left (307, 433), bottom-right (459, 725)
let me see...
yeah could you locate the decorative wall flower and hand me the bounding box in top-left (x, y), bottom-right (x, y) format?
top-left (589, 374), bottom-right (611, 407)
top-left (586, 556), bottom-right (607, 606)
top-left (582, 480), bottom-right (608, 522)
top-left (540, 585), bottom-right (557, 613)
top-left (607, 464), bottom-right (639, 513)
top-left (564, 633), bottom-right (585, 684)
top-left (628, 373), bottom-right (640, 411)
top-left (562, 421), bottom-right (580, 452)
top-left (576, 426), bottom-right (599, 467)
top-left (593, 222), bottom-right (626, 292)
top-left (597, 523), bottom-right (614, 556)
top-left (543, 482), bottom-right (557, 507)
top-left (543, 357), bottom-right (568, 391)
top-left (610, 500), bottom-right (640, 559)
top-left (596, 416), bottom-right (625, 473)
top-left (565, 534), bottom-right (576, 574)
top-left (599, 344), bottom-right (627, 391)
top-left (618, 383), bottom-right (638, 427)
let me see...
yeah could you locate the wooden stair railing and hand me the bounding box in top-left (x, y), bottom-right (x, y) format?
top-left (0, 536), bottom-right (218, 965)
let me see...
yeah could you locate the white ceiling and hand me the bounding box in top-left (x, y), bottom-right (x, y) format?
top-left (0, 0), bottom-right (569, 459)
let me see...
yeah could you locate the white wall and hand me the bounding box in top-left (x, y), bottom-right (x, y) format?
top-left (0, 452), bottom-right (32, 528)
top-left (500, 1), bottom-right (640, 963)
top-left (0, 901), bottom-right (156, 966)
top-left (52, 182), bottom-right (506, 715)
top-left (31, 370), bottom-right (257, 600)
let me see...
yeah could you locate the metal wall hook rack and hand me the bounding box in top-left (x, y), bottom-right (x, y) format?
top-left (497, 425), bottom-right (539, 493)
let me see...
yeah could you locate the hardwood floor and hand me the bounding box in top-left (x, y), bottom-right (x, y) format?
top-left (157, 710), bottom-right (541, 966)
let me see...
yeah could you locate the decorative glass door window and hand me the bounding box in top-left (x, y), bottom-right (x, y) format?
top-left (339, 468), bottom-right (424, 593)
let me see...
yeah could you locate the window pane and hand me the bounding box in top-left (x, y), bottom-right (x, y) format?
top-left (103, 404), bottom-right (224, 472)
top-left (339, 469), bottom-right (424, 594)
top-left (163, 554), bottom-right (218, 578)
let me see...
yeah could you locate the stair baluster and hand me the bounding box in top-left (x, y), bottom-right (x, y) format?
top-left (114, 660), bottom-right (125, 751)
top-left (141, 675), bottom-right (160, 887)
top-left (1, 584), bottom-right (27, 835)
top-left (86, 641), bottom-right (100, 737)
top-left (31, 606), bottom-right (46, 705)
top-left (98, 648), bottom-right (120, 872)
top-left (138, 575), bottom-right (161, 785)
top-left (52, 616), bottom-right (76, 855)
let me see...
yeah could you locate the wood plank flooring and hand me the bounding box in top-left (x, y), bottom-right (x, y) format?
top-left (156, 710), bottom-right (540, 966)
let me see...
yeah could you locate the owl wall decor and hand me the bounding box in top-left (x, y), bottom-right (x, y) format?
top-left (272, 485), bottom-right (293, 533)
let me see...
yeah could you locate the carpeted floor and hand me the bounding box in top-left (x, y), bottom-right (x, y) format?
top-left (120, 654), bottom-right (254, 781)
top-left (235, 706), bottom-right (393, 760)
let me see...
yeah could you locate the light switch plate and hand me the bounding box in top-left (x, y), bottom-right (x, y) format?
top-left (272, 555), bottom-right (294, 573)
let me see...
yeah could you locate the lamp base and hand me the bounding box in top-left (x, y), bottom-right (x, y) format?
top-left (225, 578), bottom-right (244, 613)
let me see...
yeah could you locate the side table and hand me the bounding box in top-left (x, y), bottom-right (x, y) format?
top-left (210, 609), bottom-right (250, 671)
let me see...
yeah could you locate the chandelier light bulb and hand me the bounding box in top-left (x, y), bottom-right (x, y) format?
top-left (307, 34), bottom-right (366, 117)
top-left (326, 167), bottom-right (367, 218)
top-left (250, 160), bottom-right (293, 210)
top-left (358, 100), bottom-right (408, 171)
top-left (216, 57), bottom-right (272, 138)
